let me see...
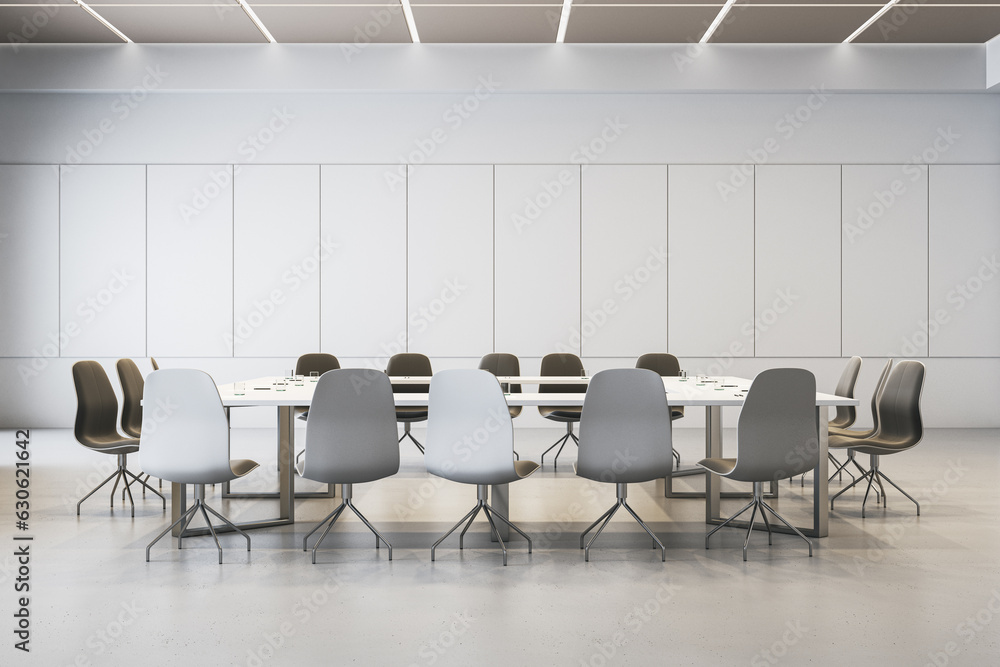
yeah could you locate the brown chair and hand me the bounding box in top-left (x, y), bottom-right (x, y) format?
top-left (72, 361), bottom-right (164, 517)
top-left (828, 359), bottom-right (893, 486)
top-left (386, 353), bottom-right (432, 453)
top-left (294, 353), bottom-right (341, 421)
top-left (538, 353), bottom-right (586, 469)
top-left (116, 358), bottom-right (169, 499)
top-left (830, 360), bottom-right (925, 518)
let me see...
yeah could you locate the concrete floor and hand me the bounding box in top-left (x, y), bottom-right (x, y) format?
top-left (2, 427), bottom-right (999, 666)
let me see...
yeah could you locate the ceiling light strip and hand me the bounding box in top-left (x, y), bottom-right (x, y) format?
top-left (400, 0), bottom-right (421, 43)
top-left (237, 0), bottom-right (276, 43)
top-left (74, 0), bottom-right (131, 43)
top-left (556, 0), bottom-right (573, 44)
top-left (700, 0), bottom-right (736, 44)
top-left (843, 0), bottom-right (901, 43)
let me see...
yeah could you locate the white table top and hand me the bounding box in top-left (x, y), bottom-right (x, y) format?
top-left (217, 375), bottom-right (856, 408)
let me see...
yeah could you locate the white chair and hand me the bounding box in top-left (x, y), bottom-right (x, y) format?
top-left (297, 369), bottom-right (400, 563)
top-left (576, 368), bottom-right (675, 562)
top-left (142, 369), bottom-right (260, 563)
top-left (425, 369), bottom-right (539, 566)
top-left (698, 368), bottom-right (818, 561)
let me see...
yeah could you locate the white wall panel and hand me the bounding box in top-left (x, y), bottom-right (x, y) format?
top-left (494, 165), bottom-right (581, 356)
top-left (581, 165), bottom-right (668, 358)
top-left (754, 165), bottom-right (841, 357)
top-left (320, 165), bottom-right (407, 360)
top-left (928, 165), bottom-right (1000, 357)
top-left (842, 165), bottom-right (928, 358)
top-left (668, 165), bottom-right (755, 361)
top-left (233, 165), bottom-right (320, 358)
top-left (0, 166), bottom-right (59, 359)
top-left (59, 165), bottom-right (146, 358)
top-left (406, 165), bottom-right (494, 357)
top-left (147, 165), bottom-right (234, 357)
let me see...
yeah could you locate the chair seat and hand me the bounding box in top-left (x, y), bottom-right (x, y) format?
top-left (231, 459), bottom-right (260, 477)
top-left (539, 407), bottom-right (582, 421)
top-left (84, 437), bottom-right (140, 454)
top-left (697, 457), bottom-right (736, 477)
top-left (848, 439), bottom-right (916, 456)
top-left (395, 408), bottom-right (429, 421)
top-left (515, 459), bottom-right (540, 479)
top-left (670, 409), bottom-right (684, 420)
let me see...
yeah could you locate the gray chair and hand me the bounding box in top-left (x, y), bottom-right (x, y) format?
top-left (116, 358), bottom-right (169, 499)
top-left (142, 369), bottom-right (260, 563)
top-left (297, 370), bottom-right (400, 563)
top-left (829, 358), bottom-right (894, 485)
top-left (538, 353), bottom-right (586, 469)
top-left (635, 353), bottom-right (684, 469)
top-left (830, 360), bottom-right (925, 518)
top-left (698, 368), bottom-right (818, 561)
top-left (576, 369), bottom-right (674, 562)
top-left (386, 353), bottom-right (432, 453)
top-left (72, 361), bottom-right (164, 517)
top-left (425, 369), bottom-right (539, 565)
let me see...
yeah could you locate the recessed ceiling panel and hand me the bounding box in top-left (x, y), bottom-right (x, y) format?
top-left (252, 5), bottom-right (412, 42)
top-left (565, 6), bottom-right (720, 43)
top-left (0, 5), bottom-right (121, 42)
top-left (855, 5), bottom-right (1000, 43)
top-left (412, 6), bottom-right (559, 43)
top-left (710, 6), bottom-right (880, 43)
top-left (94, 5), bottom-right (267, 42)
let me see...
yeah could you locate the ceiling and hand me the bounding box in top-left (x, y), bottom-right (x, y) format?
top-left (2, 0), bottom-right (1000, 45)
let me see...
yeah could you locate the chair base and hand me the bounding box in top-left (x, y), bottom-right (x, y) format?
top-left (540, 423), bottom-right (579, 469)
top-left (399, 422), bottom-right (424, 453)
top-left (77, 453), bottom-right (166, 517)
top-left (706, 481), bottom-right (813, 561)
top-left (431, 484), bottom-right (531, 566)
top-left (146, 485), bottom-right (250, 564)
top-left (580, 483), bottom-right (665, 562)
top-left (301, 484), bottom-right (392, 563)
top-left (831, 453), bottom-right (919, 518)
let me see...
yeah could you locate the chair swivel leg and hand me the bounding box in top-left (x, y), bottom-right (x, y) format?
top-left (399, 422), bottom-right (425, 453)
top-left (540, 423), bottom-right (579, 470)
top-left (303, 484), bottom-right (393, 563)
top-left (78, 454), bottom-right (136, 517)
top-left (707, 482), bottom-right (811, 561)
top-left (581, 483), bottom-right (665, 562)
top-left (432, 485), bottom-right (531, 566)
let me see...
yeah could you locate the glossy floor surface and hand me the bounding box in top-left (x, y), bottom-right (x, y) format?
top-left (2, 427), bottom-right (998, 666)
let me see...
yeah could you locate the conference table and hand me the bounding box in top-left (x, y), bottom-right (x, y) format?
top-left (172, 373), bottom-right (856, 540)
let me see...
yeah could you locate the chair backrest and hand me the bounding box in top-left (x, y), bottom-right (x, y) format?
top-left (140, 369), bottom-right (237, 484)
top-left (539, 353), bottom-right (586, 394)
top-left (72, 361), bottom-right (124, 447)
top-left (116, 358), bottom-right (145, 439)
top-left (295, 353), bottom-right (341, 377)
top-left (425, 369), bottom-right (517, 485)
top-left (635, 353), bottom-right (681, 377)
top-left (867, 358), bottom-right (894, 434)
top-left (873, 360), bottom-right (924, 446)
top-left (729, 368), bottom-right (818, 482)
top-left (830, 356), bottom-right (862, 428)
top-left (478, 353), bottom-right (521, 393)
top-left (386, 353), bottom-right (432, 393)
top-left (577, 369), bottom-right (674, 484)
top-left (302, 370), bottom-right (400, 484)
